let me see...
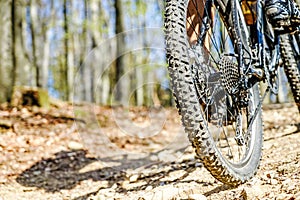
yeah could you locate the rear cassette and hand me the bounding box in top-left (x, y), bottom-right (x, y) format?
top-left (219, 55), bottom-right (240, 94)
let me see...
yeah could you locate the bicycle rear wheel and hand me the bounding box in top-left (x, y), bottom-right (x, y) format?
top-left (280, 34), bottom-right (300, 112)
top-left (165, 0), bottom-right (263, 186)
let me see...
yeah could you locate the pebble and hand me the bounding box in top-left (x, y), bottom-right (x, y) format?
top-left (265, 171), bottom-right (276, 179)
top-left (111, 183), bottom-right (118, 189)
top-left (122, 181), bottom-right (147, 190)
top-left (248, 185), bottom-right (264, 198)
top-left (195, 162), bottom-right (203, 167)
top-left (276, 193), bottom-right (293, 200)
top-left (158, 150), bottom-right (177, 162)
top-left (161, 170), bottom-right (186, 182)
top-left (188, 194), bottom-right (207, 200)
top-left (287, 184), bottom-right (296, 191)
top-left (160, 187), bottom-right (181, 199)
top-left (149, 155), bottom-right (158, 161)
top-left (33, 170), bottom-right (41, 175)
top-left (97, 194), bottom-right (107, 200)
top-left (282, 178), bottom-right (292, 185)
top-left (270, 178), bottom-right (278, 185)
top-left (68, 141), bottom-right (83, 150)
top-left (129, 174), bottom-right (139, 183)
top-left (145, 185), bottom-right (153, 191)
top-left (0, 120), bottom-right (13, 128)
top-left (121, 180), bottom-right (130, 188)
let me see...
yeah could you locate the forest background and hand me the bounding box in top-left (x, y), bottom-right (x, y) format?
top-left (0, 0), bottom-right (292, 107)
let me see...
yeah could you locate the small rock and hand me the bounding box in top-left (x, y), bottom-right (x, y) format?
top-left (276, 193), bottom-right (293, 200)
top-left (33, 170), bottom-right (41, 175)
top-left (268, 192), bottom-right (275, 198)
top-left (68, 141), bottom-right (83, 150)
top-left (0, 120), bottom-right (13, 129)
top-left (149, 155), bottom-right (158, 161)
top-left (121, 180), bottom-right (130, 189)
top-left (78, 161), bottom-right (104, 173)
top-left (160, 187), bottom-right (181, 199)
top-left (248, 177), bottom-right (261, 186)
top-left (188, 194), bottom-right (207, 200)
top-left (129, 174), bottom-right (139, 183)
top-left (111, 183), bottom-right (118, 189)
top-left (145, 185), bottom-right (153, 191)
top-left (161, 170), bottom-right (186, 182)
top-left (160, 181), bottom-right (166, 186)
top-left (287, 184), bottom-right (296, 192)
top-left (295, 192), bottom-right (300, 199)
top-left (195, 162), bottom-right (203, 167)
top-left (282, 178), bottom-right (292, 185)
top-left (157, 150), bottom-right (176, 162)
top-left (270, 178), bottom-right (278, 185)
top-left (248, 185), bottom-right (264, 198)
top-left (101, 180), bottom-right (109, 188)
top-left (266, 172), bottom-right (273, 179)
top-left (97, 194), bottom-right (107, 200)
top-left (123, 181), bottom-right (147, 191)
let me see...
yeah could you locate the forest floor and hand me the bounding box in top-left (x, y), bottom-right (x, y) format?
top-left (0, 102), bottom-right (299, 200)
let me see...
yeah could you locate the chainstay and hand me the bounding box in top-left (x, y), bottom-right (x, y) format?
top-left (246, 86), bottom-right (269, 136)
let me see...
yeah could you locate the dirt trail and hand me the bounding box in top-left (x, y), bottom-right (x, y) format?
top-left (0, 103), bottom-right (299, 200)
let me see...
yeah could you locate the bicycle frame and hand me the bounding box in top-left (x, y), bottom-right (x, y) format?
top-left (198, 0), bottom-right (290, 98)
top-left (255, 0), bottom-right (281, 93)
top-left (229, 0), bottom-right (282, 94)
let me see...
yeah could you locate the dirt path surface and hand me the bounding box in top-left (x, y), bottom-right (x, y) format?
top-left (0, 103), bottom-right (299, 200)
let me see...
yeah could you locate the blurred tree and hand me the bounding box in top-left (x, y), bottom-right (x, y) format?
top-left (41, 0), bottom-right (55, 90)
top-left (114, 0), bottom-right (130, 105)
top-left (0, 1), bottom-right (13, 102)
top-left (29, 0), bottom-right (40, 87)
top-left (1, 0), bottom-right (29, 102)
top-left (132, 0), bottom-right (148, 106)
top-left (63, 0), bottom-right (70, 100)
top-left (28, 0), bottom-right (55, 89)
top-left (90, 0), bottom-right (110, 104)
top-left (78, 0), bottom-right (90, 102)
top-left (0, 0), bottom-right (183, 107)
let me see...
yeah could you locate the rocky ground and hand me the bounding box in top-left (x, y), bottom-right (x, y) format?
top-left (0, 102), bottom-right (299, 200)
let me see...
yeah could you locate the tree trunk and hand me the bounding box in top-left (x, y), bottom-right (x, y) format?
top-left (40, 0), bottom-right (55, 89)
top-left (11, 0), bottom-right (28, 97)
top-left (0, 0), bottom-right (27, 103)
top-left (29, 0), bottom-right (40, 87)
top-left (68, 36), bottom-right (75, 102)
top-left (115, 0), bottom-right (129, 105)
top-left (77, 0), bottom-right (88, 101)
top-left (0, 1), bottom-right (13, 102)
top-left (63, 0), bottom-right (70, 100)
top-left (90, 0), bottom-right (101, 103)
top-left (41, 31), bottom-right (50, 89)
top-left (136, 66), bottom-right (144, 106)
top-left (11, 0), bottom-right (17, 95)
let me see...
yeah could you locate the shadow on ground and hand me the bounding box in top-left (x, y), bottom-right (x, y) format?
top-left (16, 147), bottom-right (200, 194)
top-left (16, 150), bottom-right (100, 192)
top-left (16, 149), bottom-right (156, 192)
top-left (15, 147), bottom-right (239, 200)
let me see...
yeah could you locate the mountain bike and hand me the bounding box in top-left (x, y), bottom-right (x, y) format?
top-left (164, 0), bottom-right (300, 186)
